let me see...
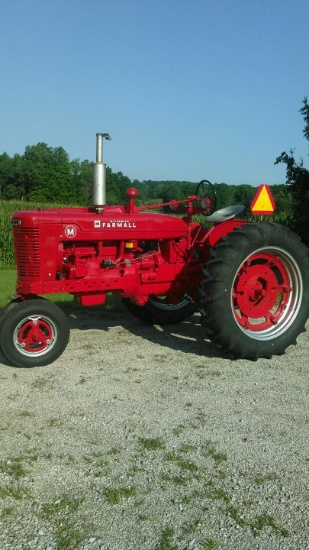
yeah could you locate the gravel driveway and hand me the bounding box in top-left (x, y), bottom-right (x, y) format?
top-left (0, 301), bottom-right (308, 550)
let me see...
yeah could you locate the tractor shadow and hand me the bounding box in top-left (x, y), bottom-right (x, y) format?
top-left (0, 297), bottom-right (225, 369)
top-left (65, 298), bottom-right (225, 360)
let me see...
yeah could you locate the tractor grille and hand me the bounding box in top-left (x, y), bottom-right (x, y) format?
top-left (13, 227), bottom-right (40, 279)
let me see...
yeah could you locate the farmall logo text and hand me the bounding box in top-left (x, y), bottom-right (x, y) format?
top-left (94, 220), bottom-right (137, 229)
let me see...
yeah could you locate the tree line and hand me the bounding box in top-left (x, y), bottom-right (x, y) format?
top-left (0, 144), bottom-right (292, 214)
top-left (133, 179), bottom-right (292, 220)
top-left (0, 144), bottom-right (131, 206)
top-left (0, 97), bottom-right (308, 243)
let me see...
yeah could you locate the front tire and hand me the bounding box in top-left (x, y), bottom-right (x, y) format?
top-left (0, 298), bottom-right (23, 351)
top-left (200, 223), bottom-right (309, 359)
top-left (0, 299), bottom-right (70, 368)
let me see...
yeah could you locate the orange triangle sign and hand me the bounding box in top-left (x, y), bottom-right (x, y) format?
top-left (250, 184), bottom-right (276, 215)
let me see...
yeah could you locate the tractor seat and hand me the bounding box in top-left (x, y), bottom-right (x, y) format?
top-left (205, 205), bottom-right (245, 223)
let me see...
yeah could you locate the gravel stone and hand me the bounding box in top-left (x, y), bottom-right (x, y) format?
top-left (0, 306), bottom-right (308, 549)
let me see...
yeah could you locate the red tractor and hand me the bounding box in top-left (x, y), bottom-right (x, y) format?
top-left (0, 133), bottom-right (308, 368)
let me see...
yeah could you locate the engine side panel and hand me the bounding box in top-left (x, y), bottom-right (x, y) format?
top-left (12, 208), bottom-right (191, 301)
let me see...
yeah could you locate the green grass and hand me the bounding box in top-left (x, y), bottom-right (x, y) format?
top-left (203, 444), bottom-right (228, 465)
top-left (0, 269), bottom-right (16, 307)
top-left (156, 528), bottom-right (176, 550)
top-left (203, 540), bottom-right (220, 549)
top-left (40, 496), bottom-right (87, 549)
top-left (164, 451), bottom-right (198, 473)
top-left (0, 457), bottom-right (28, 479)
top-left (1, 507), bottom-right (13, 518)
top-left (0, 483), bottom-right (31, 500)
top-left (138, 437), bottom-right (165, 451)
top-left (104, 486), bottom-right (136, 505)
top-left (250, 513), bottom-right (289, 538)
top-left (41, 496), bottom-right (83, 517)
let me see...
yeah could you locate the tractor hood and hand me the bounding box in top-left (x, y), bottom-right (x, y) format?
top-left (12, 208), bottom-right (188, 241)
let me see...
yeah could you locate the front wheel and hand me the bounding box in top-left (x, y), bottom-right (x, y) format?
top-left (122, 294), bottom-right (198, 324)
top-left (0, 298), bottom-right (23, 351)
top-left (0, 299), bottom-right (70, 368)
top-left (199, 223), bottom-right (309, 359)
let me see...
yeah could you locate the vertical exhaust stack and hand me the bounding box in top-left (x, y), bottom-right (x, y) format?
top-left (93, 132), bottom-right (111, 211)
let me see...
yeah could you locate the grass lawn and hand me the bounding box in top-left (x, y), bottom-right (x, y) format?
top-left (0, 269), bottom-right (17, 308)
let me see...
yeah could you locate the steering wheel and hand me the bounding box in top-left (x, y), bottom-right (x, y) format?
top-left (195, 179), bottom-right (217, 215)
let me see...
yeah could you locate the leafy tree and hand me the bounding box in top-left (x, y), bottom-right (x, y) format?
top-left (270, 184), bottom-right (293, 222)
top-left (106, 168), bottom-right (131, 205)
top-left (22, 143), bottom-right (74, 203)
top-left (213, 183), bottom-right (236, 209)
top-left (275, 97), bottom-right (309, 244)
top-left (70, 161), bottom-right (131, 206)
top-left (233, 184), bottom-right (255, 210)
top-left (70, 159), bottom-right (93, 205)
top-left (0, 152), bottom-right (13, 197)
top-left (0, 152), bottom-right (25, 199)
top-left (161, 184), bottom-right (185, 202)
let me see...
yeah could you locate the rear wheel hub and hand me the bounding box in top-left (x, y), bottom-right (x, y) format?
top-left (232, 252), bottom-right (293, 331)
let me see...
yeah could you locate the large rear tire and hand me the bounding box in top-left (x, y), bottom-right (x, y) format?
top-left (122, 294), bottom-right (197, 324)
top-left (199, 223), bottom-right (309, 359)
top-left (0, 299), bottom-right (70, 368)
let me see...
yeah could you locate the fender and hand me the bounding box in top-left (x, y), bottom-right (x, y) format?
top-left (204, 219), bottom-right (248, 247)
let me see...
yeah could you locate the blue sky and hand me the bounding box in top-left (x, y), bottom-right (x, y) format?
top-left (0, 0), bottom-right (308, 186)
